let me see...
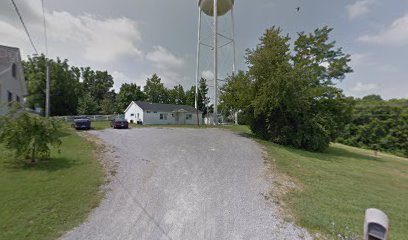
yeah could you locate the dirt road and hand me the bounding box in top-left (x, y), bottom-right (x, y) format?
top-left (61, 128), bottom-right (311, 240)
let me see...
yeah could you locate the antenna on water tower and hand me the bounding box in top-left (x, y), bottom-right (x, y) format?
top-left (195, 0), bottom-right (236, 125)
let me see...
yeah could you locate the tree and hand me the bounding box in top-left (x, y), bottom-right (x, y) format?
top-left (362, 94), bottom-right (383, 102)
top-left (116, 83), bottom-right (146, 112)
top-left (219, 71), bottom-right (252, 123)
top-left (100, 90), bottom-right (117, 115)
top-left (81, 67), bottom-right (114, 106)
top-left (23, 55), bottom-right (81, 116)
top-left (197, 78), bottom-right (210, 114)
top-left (168, 84), bottom-right (186, 105)
top-left (245, 26), bottom-right (352, 151)
top-left (337, 98), bottom-right (408, 157)
top-left (185, 86), bottom-right (196, 107)
top-left (0, 105), bottom-right (62, 163)
top-left (77, 93), bottom-right (99, 115)
top-left (144, 74), bottom-right (168, 103)
top-left (49, 58), bottom-right (82, 116)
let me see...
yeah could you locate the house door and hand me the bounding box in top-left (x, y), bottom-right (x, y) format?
top-left (175, 113), bottom-right (179, 125)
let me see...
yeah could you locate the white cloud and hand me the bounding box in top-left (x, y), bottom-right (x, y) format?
top-left (0, 0), bottom-right (143, 63)
top-left (201, 70), bottom-right (214, 81)
top-left (351, 82), bottom-right (378, 93)
top-left (46, 11), bottom-right (143, 63)
top-left (144, 46), bottom-right (190, 88)
top-left (0, 21), bottom-right (29, 49)
top-left (350, 53), bottom-right (372, 68)
top-left (357, 14), bottom-right (408, 46)
top-left (146, 46), bottom-right (184, 70)
top-left (346, 0), bottom-right (374, 20)
top-left (112, 71), bottom-right (148, 92)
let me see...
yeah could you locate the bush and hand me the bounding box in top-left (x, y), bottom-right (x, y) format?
top-left (0, 107), bottom-right (62, 163)
top-left (244, 26), bottom-right (352, 152)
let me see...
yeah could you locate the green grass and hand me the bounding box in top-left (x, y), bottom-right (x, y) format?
top-left (0, 129), bottom-right (104, 240)
top-left (90, 121), bottom-right (111, 130)
top-left (228, 125), bottom-right (408, 239)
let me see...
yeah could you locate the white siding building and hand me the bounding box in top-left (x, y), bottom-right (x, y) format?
top-left (0, 45), bottom-right (27, 115)
top-left (124, 101), bottom-right (203, 125)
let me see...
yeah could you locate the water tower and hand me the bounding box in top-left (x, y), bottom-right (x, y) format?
top-left (195, 0), bottom-right (236, 124)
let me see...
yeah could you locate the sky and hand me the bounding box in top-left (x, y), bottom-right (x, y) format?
top-left (0, 0), bottom-right (407, 99)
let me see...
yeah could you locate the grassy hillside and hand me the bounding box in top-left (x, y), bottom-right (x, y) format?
top-left (229, 125), bottom-right (408, 239)
top-left (0, 129), bottom-right (104, 240)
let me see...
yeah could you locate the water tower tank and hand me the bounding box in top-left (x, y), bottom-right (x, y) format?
top-left (199, 0), bottom-right (234, 16)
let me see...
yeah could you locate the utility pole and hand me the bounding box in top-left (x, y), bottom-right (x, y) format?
top-left (42, 0), bottom-right (50, 117)
top-left (45, 63), bottom-right (50, 117)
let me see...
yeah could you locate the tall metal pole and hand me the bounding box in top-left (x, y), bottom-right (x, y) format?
top-left (195, 6), bottom-right (202, 125)
top-left (231, 6), bottom-right (236, 76)
top-left (45, 63), bottom-right (50, 117)
top-left (42, 0), bottom-right (50, 117)
top-left (213, 0), bottom-right (218, 125)
top-left (231, 5), bottom-right (237, 125)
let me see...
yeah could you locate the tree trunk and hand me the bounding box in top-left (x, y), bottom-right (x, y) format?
top-left (31, 147), bottom-right (36, 163)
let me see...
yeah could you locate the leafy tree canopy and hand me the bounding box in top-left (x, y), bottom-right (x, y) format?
top-left (116, 83), bottom-right (146, 112)
top-left (143, 74), bottom-right (169, 104)
top-left (338, 97), bottom-right (408, 157)
top-left (168, 84), bottom-right (186, 105)
top-left (77, 93), bottom-right (99, 115)
top-left (0, 105), bottom-right (62, 163)
top-left (221, 26), bottom-right (353, 152)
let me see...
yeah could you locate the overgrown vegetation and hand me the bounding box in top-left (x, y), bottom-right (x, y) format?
top-left (337, 95), bottom-right (408, 157)
top-left (229, 125), bottom-right (408, 240)
top-left (221, 26), bottom-right (353, 152)
top-left (0, 108), bottom-right (62, 163)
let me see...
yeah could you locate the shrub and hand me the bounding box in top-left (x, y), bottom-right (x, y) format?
top-left (0, 107), bottom-right (62, 163)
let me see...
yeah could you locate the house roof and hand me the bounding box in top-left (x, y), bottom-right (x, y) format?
top-left (125, 101), bottom-right (200, 113)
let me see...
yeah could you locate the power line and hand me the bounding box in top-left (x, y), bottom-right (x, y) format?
top-left (41, 0), bottom-right (48, 56)
top-left (10, 0), bottom-right (39, 55)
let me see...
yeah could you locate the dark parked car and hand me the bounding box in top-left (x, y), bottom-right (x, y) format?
top-left (111, 118), bottom-right (129, 129)
top-left (72, 118), bottom-right (91, 130)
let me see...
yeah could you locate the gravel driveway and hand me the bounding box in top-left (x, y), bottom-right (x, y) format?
top-left (61, 128), bottom-right (311, 240)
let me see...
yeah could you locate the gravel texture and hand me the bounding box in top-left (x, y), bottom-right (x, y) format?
top-left (61, 127), bottom-right (312, 240)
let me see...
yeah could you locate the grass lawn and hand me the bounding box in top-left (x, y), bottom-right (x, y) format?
top-left (0, 129), bottom-right (104, 240)
top-left (228, 125), bottom-right (408, 239)
top-left (90, 121), bottom-right (111, 130)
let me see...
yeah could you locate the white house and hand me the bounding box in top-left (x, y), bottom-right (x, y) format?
top-left (124, 101), bottom-right (203, 125)
top-left (0, 45), bottom-right (27, 115)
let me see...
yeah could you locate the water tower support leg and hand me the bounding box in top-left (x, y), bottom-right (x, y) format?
top-left (213, 0), bottom-right (218, 125)
top-left (195, 8), bottom-right (202, 111)
top-left (231, 7), bottom-right (236, 76)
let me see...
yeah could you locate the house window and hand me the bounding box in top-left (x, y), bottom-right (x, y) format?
top-left (16, 95), bottom-right (20, 103)
top-left (146, 111), bottom-right (151, 113)
top-left (130, 113), bottom-right (135, 116)
top-left (137, 113), bottom-right (140, 119)
top-left (154, 111), bottom-right (157, 113)
top-left (186, 114), bottom-right (192, 120)
top-left (7, 91), bottom-right (12, 103)
top-left (11, 63), bottom-right (17, 78)
top-left (160, 113), bottom-right (167, 120)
